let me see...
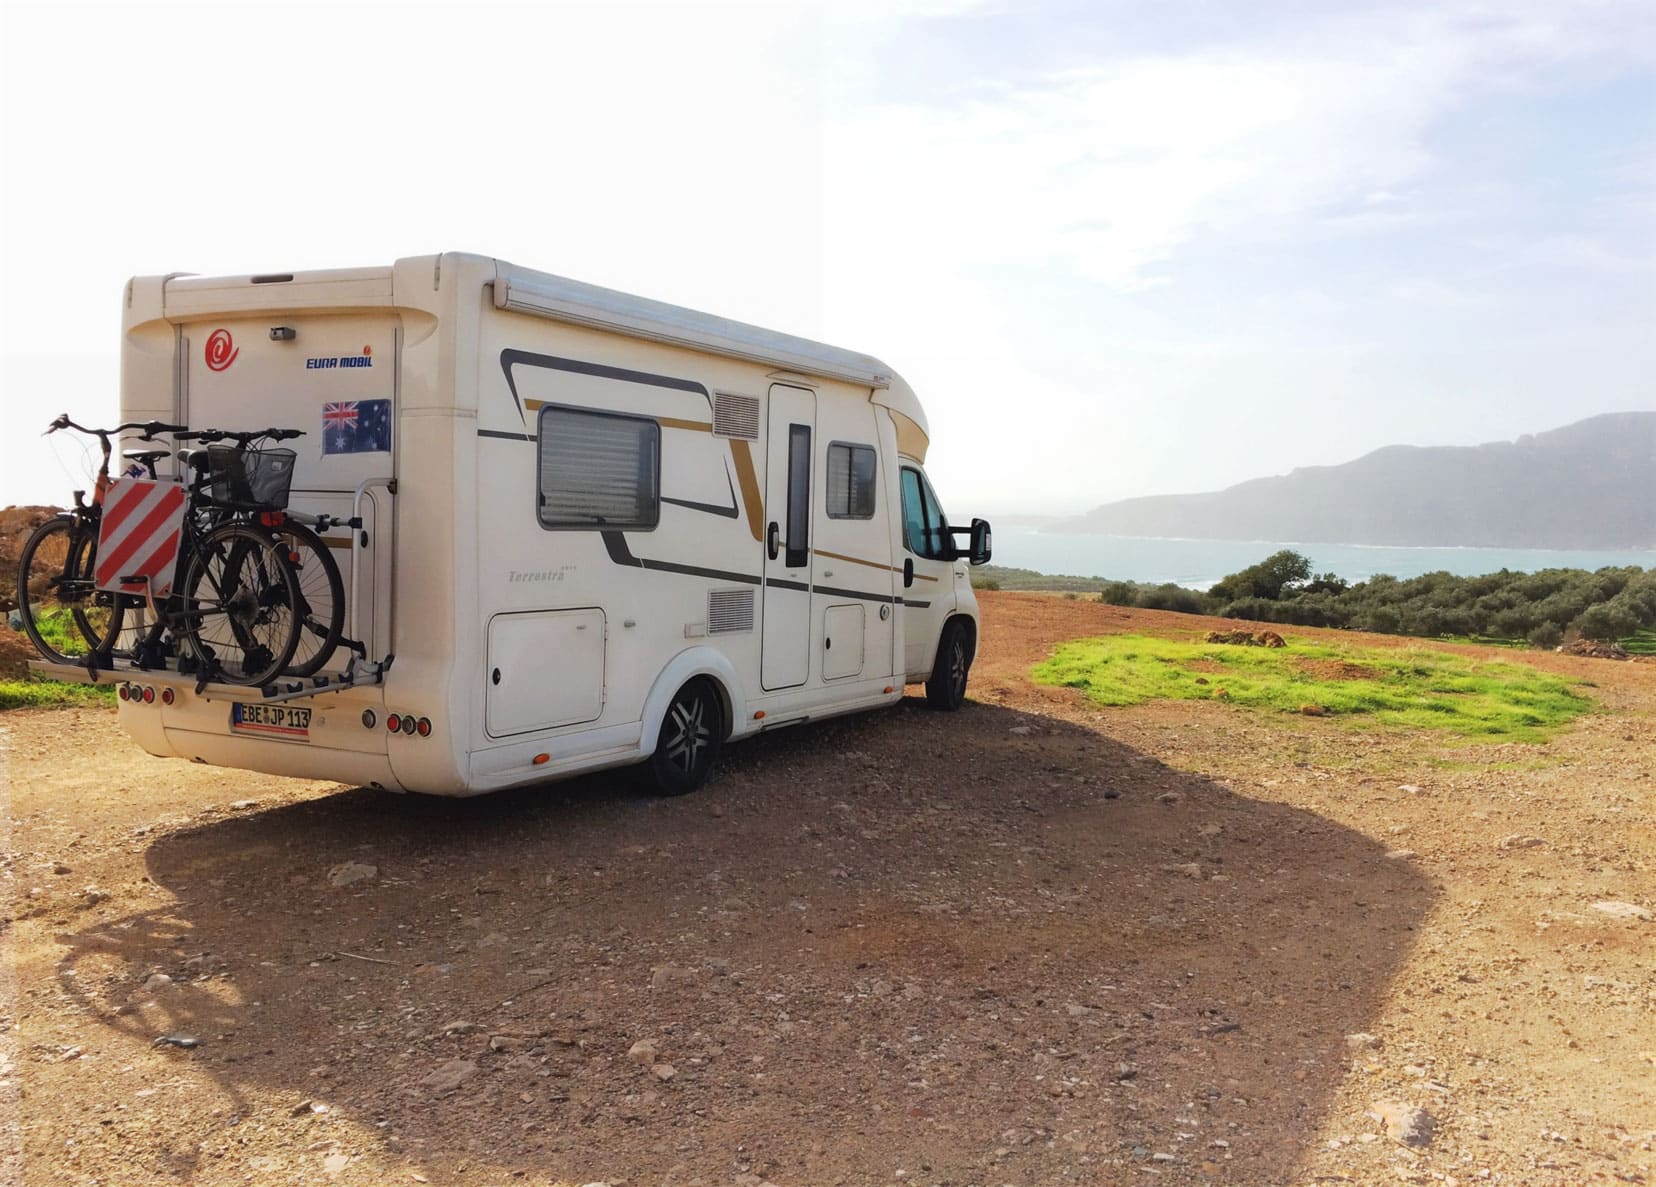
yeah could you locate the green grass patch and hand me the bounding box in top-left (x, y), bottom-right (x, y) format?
top-left (0, 678), bottom-right (118, 710)
top-left (1032, 634), bottom-right (1594, 741)
top-left (1621, 629), bottom-right (1656, 656)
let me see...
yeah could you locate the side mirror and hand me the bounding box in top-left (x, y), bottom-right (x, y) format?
top-left (969, 518), bottom-right (992, 566)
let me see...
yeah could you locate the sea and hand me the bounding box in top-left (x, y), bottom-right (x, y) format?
top-left (994, 530), bottom-right (1656, 591)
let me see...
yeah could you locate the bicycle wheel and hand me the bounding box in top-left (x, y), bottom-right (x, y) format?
top-left (16, 515), bottom-right (122, 664)
top-left (178, 523), bottom-right (302, 686)
top-left (271, 521), bottom-right (345, 676)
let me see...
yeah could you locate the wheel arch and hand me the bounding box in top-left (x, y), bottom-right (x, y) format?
top-left (639, 646), bottom-right (746, 753)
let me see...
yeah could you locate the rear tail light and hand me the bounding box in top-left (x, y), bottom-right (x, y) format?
top-left (141, 687), bottom-right (155, 704)
top-left (400, 715), bottom-right (416, 735)
top-left (385, 714), bottom-right (401, 733)
top-left (161, 688), bottom-right (175, 705)
top-left (415, 718), bottom-right (432, 737)
top-left (118, 685), bottom-right (130, 701)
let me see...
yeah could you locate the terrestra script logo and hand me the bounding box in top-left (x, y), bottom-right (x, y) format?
top-left (205, 329), bottom-right (239, 372)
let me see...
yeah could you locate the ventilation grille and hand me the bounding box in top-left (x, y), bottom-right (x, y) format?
top-left (713, 393), bottom-right (760, 439)
top-left (707, 587), bottom-right (755, 634)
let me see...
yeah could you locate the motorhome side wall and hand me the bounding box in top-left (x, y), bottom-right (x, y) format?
top-left (454, 260), bottom-right (915, 794)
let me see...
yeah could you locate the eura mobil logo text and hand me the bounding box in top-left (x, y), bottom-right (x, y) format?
top-left (308, 345), bottom-right (375, 370)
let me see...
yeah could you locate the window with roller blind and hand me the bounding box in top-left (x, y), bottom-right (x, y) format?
top-left (536, 405), bottom-right (660, 530)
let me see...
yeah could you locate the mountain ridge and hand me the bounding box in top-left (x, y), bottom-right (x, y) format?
top-left (1056, 412), bottom-right (1656, 549)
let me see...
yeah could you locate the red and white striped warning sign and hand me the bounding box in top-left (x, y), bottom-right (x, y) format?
top-left (95, 479), bottom-right (188, 596)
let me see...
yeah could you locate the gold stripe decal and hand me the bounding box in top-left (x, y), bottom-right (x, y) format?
top-left (658, 416), bottom-right (713, 433)
top-left (815, 547), bottom-right (939, 581)
top-left (729, 439), bottom-right (763, 542)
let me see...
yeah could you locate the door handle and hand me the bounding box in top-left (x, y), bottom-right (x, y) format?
top-left (766, 521), bottom-right (781, 561)
top-left (491, 668), bottom-right (501, 686)
top-left (903, 557), bottom-right (915, 588)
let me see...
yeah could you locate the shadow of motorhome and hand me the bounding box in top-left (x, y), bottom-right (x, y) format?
top-left (55, 699), bottom-right (1435, 1184)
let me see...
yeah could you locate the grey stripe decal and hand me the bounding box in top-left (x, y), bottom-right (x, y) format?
top-left (500, 349), bottom-right (711, 427)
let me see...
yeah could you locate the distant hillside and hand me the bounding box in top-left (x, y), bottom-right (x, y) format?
top-left (1058, 412), bottom-right (1656, 549)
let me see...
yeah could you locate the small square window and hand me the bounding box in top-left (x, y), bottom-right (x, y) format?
top-left (826, 443), bottom-right (876, 519)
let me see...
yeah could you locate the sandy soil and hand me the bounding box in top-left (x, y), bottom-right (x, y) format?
top-left (1, 590), bottom-right (1651, 1186)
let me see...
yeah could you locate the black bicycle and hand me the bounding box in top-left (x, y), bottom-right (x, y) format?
top-left (18, 416), bottom-right (308, 686)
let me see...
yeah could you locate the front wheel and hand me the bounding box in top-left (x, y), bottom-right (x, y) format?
top-left (648, 678), bottom-right (723, 796)
top-left (16, 515), bottom-right (122, 665)
top-left (924, 619), bottom-right (973, 710)
top-left (271, 521), bottom-right (345, 677)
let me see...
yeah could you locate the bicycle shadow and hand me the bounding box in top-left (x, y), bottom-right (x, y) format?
top-left (53, 699), bottom-right (1436, 1184)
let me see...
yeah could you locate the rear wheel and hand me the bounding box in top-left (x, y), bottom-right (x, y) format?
top-left (178, 523), bottom-right (302, 686)
top-left (924, 618), bottom-right (972, 710)
top-left (271, 521), bottom-right (345, 676)
top-left (649, 678), bottom-right (723, 795)
top-left (16, 516), bottom-right (122, 665)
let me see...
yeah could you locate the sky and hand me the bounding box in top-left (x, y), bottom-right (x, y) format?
top-left (1, 0), bottom-right (1652, 516)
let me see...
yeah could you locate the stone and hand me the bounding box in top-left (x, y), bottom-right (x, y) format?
top-left (440, 1020), bottom-right (481, 1036)
top-left (1156, 792), bottom-right (1181, 805)
top-left (1397, 784), bottom-right (1424, 795)
top-left (627, 1039), bottom-right (659, 1065)
top-left (229, 799), bottom-right (260, 811)
top-left (1370, 1100), bottom-right (1434, 1147)
top-left (1497, 834), bottom-right (1545, 850)
top-left (142, 973), bottom-right (175, 993)
top-left (1591, 901), bottom-right (1652, 922)
top-left (1299, 704), bottom-right (1328, 717)
top-left (651, 1062), bottom-right (678, 1081)
top-left (1345, 1032), bottom-right (1381, 1052)
top-left (650, 964), bottom-right (698, 990)
top-left (322, 1152), bottom-right (350, 1175)
top-left (327, 862), bottom-right (378, 888)
top-left (153, 1033), bottom-right (200, 1049)
top-left (420, 1058), bottom-right (478, 1092)
top-left (51, 862), bottom-right (70, 875)
top-left (1385, 849), bottom-right (1417, 861)
top-left (1008, 725), bottom-right (1034, 736)
top-left (1175, 862), bottom-right (1202, 879)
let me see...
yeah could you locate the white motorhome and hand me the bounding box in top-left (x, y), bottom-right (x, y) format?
top-left (59, 252), bottom-right (990, 795)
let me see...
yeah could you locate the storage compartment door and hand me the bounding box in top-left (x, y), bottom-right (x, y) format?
top-left (822, 603), bottom-right (865, 680)
top-left (485, 609), bottom-right (606, 738)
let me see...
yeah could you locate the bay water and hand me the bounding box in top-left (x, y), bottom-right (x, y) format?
top-left (994, 530), bottom-right (1656, 590)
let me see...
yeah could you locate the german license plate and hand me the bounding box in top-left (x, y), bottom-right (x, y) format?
top-left (231, 702), bottom-right (311, 740)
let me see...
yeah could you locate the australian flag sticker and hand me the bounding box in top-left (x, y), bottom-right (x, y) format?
top-left (322, 400), bottom-right (392, 455)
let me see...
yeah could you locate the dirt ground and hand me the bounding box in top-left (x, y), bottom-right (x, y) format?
top-left (1, 591), bottom-right (1651, 1186)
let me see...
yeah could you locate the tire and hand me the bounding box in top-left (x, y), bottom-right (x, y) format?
top-left (648, 678), bottom-right (723, 796)
top-left (178, 523), bottom-right (303, 686)
top-left (271, 521), bottom-right (345, 676)
top-left (16, 516), bottom-right (122, 665)
top-left (924, 618), bottom-right (972, 710)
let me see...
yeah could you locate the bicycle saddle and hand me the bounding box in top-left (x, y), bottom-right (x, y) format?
top-left (123, 448), bottom-right (170, 466)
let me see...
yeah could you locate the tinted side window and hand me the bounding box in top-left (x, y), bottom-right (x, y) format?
top-left (536, 405), bottom-right (660, 530)
top-left (826, 443), bottom-right (876, 519)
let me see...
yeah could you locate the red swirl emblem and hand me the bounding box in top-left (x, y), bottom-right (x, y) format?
top-left (205, 328), bottom-right (239, 372)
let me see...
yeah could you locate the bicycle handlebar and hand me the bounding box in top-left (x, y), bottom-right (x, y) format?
top-left (175, 427), bottom-right (306, 445)
top-left (45, 415), bottom-right (188, 441)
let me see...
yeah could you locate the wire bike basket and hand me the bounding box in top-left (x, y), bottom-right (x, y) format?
top-left (206, 445), bottom-right (297, 510)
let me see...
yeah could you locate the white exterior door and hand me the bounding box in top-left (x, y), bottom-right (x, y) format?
top-left (761, 383), bottom-right (815, 690)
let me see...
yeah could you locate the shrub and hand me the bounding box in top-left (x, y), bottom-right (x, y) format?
top-left (1528, 622), bottom-right (1563, 650)
top-left (1135, 583), bottom-right (1209, 615)
top-left (1098, 581), bottom-right (1138, 607)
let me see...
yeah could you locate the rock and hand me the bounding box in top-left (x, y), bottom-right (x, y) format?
top-left (1498, 834), bottom-right (1545, 850)
top-left (1397, 784), bottom-right (1424, 795)
top-left (142, 973), bottom-right (174, 993)
top-left (627, 1039), bottom-right (659, 1065)
top-left (650, 964), bottom-right (698, 990)
top-left (440, 1020), bottom-right (481, 1036)
top-left (1345, 1032), bottom-right (1381, 1051)
top-left (420, 1058), bottom-right (478, 1092)
top-left (153, 1033), bottom-right (200, 1049)
top-left (51, 862), bottom-right (70, 876)
top-left (229, 799), bottom-right (260, 811)
top-left (1591, 901), bottom-right (1652, 921)
top-left (327, 862), bottom-right (378, 888)
top-left (1198, 823), bottom-right (1222, 837)
top-left (1299, 704), bottom-right (1327, 717)
top-left (1385, 849), bottom-right (1417, 861)
top-left (1369, 1099), bottom-right (1434, 1147)
top-left (81, 886), bottom-right (108, 905)
top-left (651, 1062), bottom-right (678, 1081)
top-left (1156, 792), bottom-right (1181, 805)
top-left (322, 1151), bottom-right (350, 1175)
top-left (1008, 725), bottom-right (1034, 736)
top-left (1175, 862), bottom-right (1203, 879)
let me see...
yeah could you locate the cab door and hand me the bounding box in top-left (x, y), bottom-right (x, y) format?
top-left (898, 465), bottom-right (956, 678)
top-left (760, 383), bottom-right (815, 690)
